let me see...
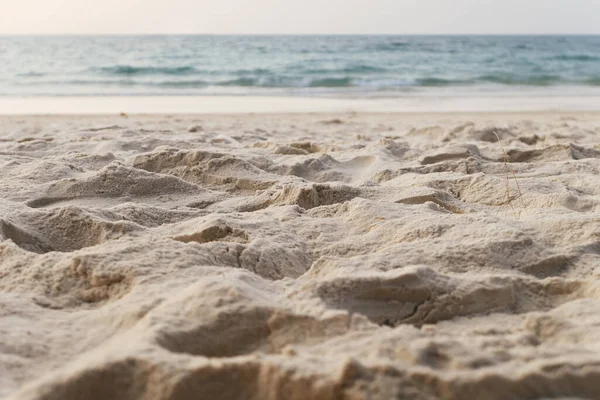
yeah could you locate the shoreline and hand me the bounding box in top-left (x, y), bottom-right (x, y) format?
top-left (3, 94), bottom-right (600, 115)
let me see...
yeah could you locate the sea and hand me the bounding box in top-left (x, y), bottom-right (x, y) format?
top-left (1, 35), bottom-right (600, 98)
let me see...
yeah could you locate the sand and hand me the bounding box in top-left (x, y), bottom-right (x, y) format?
top-left (1, 112), bottom-right (600, 399)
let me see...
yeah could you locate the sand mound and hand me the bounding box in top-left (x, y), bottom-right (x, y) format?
top-left (0, 205), bottom-right (141, 253)
top-left (2, 113), bottom-right (600, 399)
top-left (133, 148), bottom-right (281, 191)
top-left (26, 161), bottom-right (219, 209)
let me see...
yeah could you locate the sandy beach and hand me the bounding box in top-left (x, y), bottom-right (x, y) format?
top-left (2, 111), bottom-right (600, 399)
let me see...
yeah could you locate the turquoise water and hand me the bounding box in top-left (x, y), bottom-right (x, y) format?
top-left (2, 35), bottom-right (600, 96)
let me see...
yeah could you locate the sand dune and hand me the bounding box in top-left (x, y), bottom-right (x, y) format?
top-left (2, 112), bottom-right (600, 399)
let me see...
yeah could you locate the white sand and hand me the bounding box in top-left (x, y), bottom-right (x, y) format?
top-left (1, 112), bottom-right (600, 399)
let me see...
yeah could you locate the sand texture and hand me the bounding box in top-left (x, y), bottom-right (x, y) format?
top-left (2, 112), bottom-right (600, 400)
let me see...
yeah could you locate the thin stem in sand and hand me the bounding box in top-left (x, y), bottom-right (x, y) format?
top-left (494, 131), bottom-right (524, 215)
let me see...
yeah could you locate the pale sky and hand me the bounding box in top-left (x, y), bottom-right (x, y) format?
top-left (1, 0), bottom-right (599, 35)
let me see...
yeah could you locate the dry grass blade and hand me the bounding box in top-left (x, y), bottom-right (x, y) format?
top-left (494, 131), bottom-right (524, 215)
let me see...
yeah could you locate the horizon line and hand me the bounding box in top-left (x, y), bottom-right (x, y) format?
top-left (2, 33), bottom-right (600, 36)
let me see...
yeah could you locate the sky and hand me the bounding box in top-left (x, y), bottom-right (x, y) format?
top-left (1, 0), bottom-right (599, 35)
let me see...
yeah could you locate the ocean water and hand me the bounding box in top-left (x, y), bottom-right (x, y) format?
top-left (1, 35), bottom-right (600, 97)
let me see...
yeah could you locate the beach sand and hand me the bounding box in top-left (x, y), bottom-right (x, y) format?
top-left (2, 111), bottom-right (600, 399)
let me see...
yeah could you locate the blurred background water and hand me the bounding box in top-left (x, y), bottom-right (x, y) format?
top-left (1, 35), bottom-right (600, 97)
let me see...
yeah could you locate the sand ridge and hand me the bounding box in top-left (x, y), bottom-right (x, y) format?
top-left (1, 112), bottom-right (600, 399)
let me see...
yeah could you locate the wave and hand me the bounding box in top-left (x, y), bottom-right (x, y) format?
top-left (308, 77), bottom-right (354, 87)
top-left (212, 77), bottom-right (354, 88)
top-left (98, 65), bottom-right (199, 76)
top-left (585, 78), bottom-right (600, 86)
top-left (16, 79), bottom-right (139, 86)
top-left (229, 68), bottom-right (272, 76)
top-left (12, 74), bottom-right (600, 91)
top-left (302, 65), bottom-right (388, 75)
top-left (216, 78), bottom-right (257, 87)
top-left (16, 79), bottom-right (209, 88)
top-left (477, 74), bottom-right (563, 86)
top-left (548, 54), bottom-right (600, 62)
top-left (16, 71), bottom-right (46, 77)
top-left (151, 80), bottom-right (209, 87)
top-left (416, 77), bottom-right (474, 87)
top-left (372, 41), bottom-right (410, 51)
